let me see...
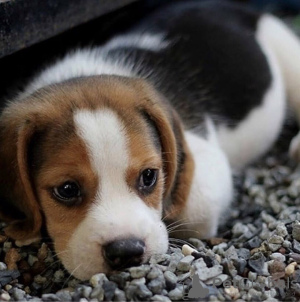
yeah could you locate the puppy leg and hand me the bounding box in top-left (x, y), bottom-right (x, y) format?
top-left (170, 131), bottom-right (233, 239)
top-left (256, 15), bottom-right (300, 160)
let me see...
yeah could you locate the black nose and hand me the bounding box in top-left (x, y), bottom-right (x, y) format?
top-left (103, 238), bottom-right (145, 269)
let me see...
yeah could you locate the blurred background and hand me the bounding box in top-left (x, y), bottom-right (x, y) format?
top-left (0, 0), bottom-right (300, 102)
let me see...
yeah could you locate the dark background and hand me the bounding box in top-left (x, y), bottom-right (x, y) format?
top-left (0, 0), bottom-right (300, 103)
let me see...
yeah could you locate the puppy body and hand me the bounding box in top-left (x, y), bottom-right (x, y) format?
top-left (1, 1), bottom-right (299, 279)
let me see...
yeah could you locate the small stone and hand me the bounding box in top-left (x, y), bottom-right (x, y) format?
top-left (147, 266), bottom-right (164, 280)
top-left (53, 270), bottom-right (64, 283)
top-left (114, 288), bottom-right (126, 301)
top-left (193, 258), bottom-right (223, 281)
top-left (275, 223), bottom-right (288, 237)
top-left (103, 281), bottom-right (117, 301)
top-left (56, 290), bottom-right (72, 301)
top-left (232, 223), bottom-right (249, 238)
top-left (244, 236), bottom-right (262, 249)
top-left (290, 253), bottom-right (300, 263)
top-left (12, 288), bottom-right (25, 301)
top-left (28, 255), bottom-right (38, 266)
top-left (237, 248), bottom-right (250, 260)
top-left (270, 253), bottom-right (286, 262)
top-left (168, 286), bottom-right (184, 300)
top-left (208, 238), bottom-right (228, 246)
top-left (248, 271), bottom-right (257, 281)
top-left (129, 265), bottom-right (150, 278)
top-left (41, 293), bottom-right (60, 301)
top-left (34, 274), bottom-right (47, 284)
top-left (261, 212), bottom-right (276, 224)
top-left (5, 248), bottom-right (21, 270)
top-left (224, 246), bottom-right (238, 260)
top-left (293, 239), bottom-right (300, 253)
top-left (293, 221), bottom-right (300, 241)
top-left (0, 262), bottom-right (7, 270)
top-left (37, 243), bottom-right (49, 261)
top-left (182, 244), bottom-right (196, 256)
top-left (131, 277), bottom-right (146, 285)
top-left (0, 270), bottom-right (20, 286)
top-left (110, 272), bottom-right (130, 288)
top-left (5, 285), bottom-right (12, 291)
top-left (90, 286), bottom-right (104, 300)
top-left (283, 240), bottom-right (292, 248)
top-left (150, 254), bottom-right (170, 264)
top-left (177, 255), bottom-right (194, 272)
top-left (269, 260), bottom-right (286, 274)
top-left (148, 278), bottom-right (165, 294)
top-left (285, 261), bottom-right (297, 276)
top-left (151, 295), bottom-right (172, 302)
top-left (188, 238), bottom-right (206, 250)
top-left (3, 242), bottom-right (12, 253)
top-left (1, 293), bottom-right (11, 301)
top-left (248, 252), bottom-right (266, 275)
top-left (224, 286), bottom-right (240, 300)
top-left (164, 271), bottom-right (177, 290)
top-left (233, 258), bottom-right (247, 275)
top-left (135, 284), bottom-right (152, 300)
top-left (90, 273), bottom-right (108, 288)
top-left (222, 259), bottom-right (237, 278)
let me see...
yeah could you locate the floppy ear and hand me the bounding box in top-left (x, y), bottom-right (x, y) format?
top-left (0, 113), bottom-right (43, 242)
top-left (133, 79), bottom-right (195, 219)
top-left (137, 88), bottom-right (178, 199)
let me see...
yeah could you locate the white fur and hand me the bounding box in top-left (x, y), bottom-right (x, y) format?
top-left (67, 109), bottom-right (168, 280)
top-left (216, 23), bottom-right (286, 170)
top-left (23, 33), bottom-right (167, 97)
top-left (174, 131), bottom-right (233, 239)
top-left (104, 33), bottom-right (169, 52)
top-left (256, 15), bottom-right (300, 161)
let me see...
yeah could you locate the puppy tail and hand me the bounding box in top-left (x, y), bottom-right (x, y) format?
top-left (256, 14), bottom-right (300, 118)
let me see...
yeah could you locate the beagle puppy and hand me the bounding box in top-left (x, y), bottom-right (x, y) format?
top-left (1, 1), bottom-right (300, 280)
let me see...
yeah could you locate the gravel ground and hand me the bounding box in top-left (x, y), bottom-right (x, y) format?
top-left (0, 15), bottom-right (300, 302)
top-left (0, 126), bottom-right (299, 302)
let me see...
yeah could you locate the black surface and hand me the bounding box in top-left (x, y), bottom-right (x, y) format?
top-left (0, 0), bottom-right (138, 58)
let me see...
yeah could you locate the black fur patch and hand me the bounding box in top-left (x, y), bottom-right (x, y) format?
top-left (106, 0), bottom-right (271, 130)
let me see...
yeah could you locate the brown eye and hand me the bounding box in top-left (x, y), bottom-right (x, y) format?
top-left (138, 169), bottom-right (158, 194)
top-left (52, 181), bottom-right (82, 205)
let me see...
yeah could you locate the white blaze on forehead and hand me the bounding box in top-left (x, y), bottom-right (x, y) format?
top-left (74, 109), bottom-right (129, 194)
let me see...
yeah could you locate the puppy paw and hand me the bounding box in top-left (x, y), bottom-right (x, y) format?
top-left (289, 132), bottom-right (300, 161)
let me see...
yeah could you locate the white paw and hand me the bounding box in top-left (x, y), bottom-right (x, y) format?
top-left (289, 132), bottom-right (300, 161)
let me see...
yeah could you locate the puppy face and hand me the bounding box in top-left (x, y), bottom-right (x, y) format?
top-left (0, 76), bottom-right (180, 280)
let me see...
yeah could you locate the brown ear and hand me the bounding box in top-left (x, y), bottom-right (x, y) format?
top-left (0, 114), bottom-right (42, 241)
top-left (137, 87), bottom-right (178, 199)
top-left (132, 79), bottom-right (194, 219)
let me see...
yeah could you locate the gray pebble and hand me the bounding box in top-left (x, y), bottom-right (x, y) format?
top-left (193, 258), bottom-right (223, 281)
top-left (90, 273), bottom-right (108, 288)
top-left (168, 286), bottom-right (184, 300)
top-left (28, 255), bottom-right (38, 266)
top-left (147, 266), bottom-right (164, 280)
top-left (56, 290), bottom-right (72, 301)
top-left (237, 248), bottom-right (250, 260)
top-left (270, 252), bottom-right (286, 262)
top-left (129, 265), bottom-right (150, 278)
top-left (114, 288), bottom-right (126, 301)
top-left (53, 270), bottom-right (64, 283)
top-left (148, 277), bottom-right (166, 294)
top-left (248, 252), bottom-right (266, 275)
top-left (151, 295), bottom-right (172, 302)
top-left (131, 277), bottom-right (146, 285)
top-left (164, 271), bottom-right (177, 290)
top-left (12, 288), bottom-right (25, 301)
top-left (135, 284), bottom-right (153, 299)
top-left (90, 286), bottom-right (104, 300)
top-left (293, 239), bottom-right (300, 253)
top-left (150, 254), bottom-right (170, 264)
top-left (0, 262), bottom-right (7, 270)
top-left (177, 255), bottom-right (194, 272)
top-left (41, 293), bottom-right (60, 301)
top-left (293, 221), bottom-right (300, 241)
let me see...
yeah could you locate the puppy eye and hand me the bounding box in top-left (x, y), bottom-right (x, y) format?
top-left (138, 169), bottom-right (158, 194)
top-left (52, 181), bottom-right (82, 205)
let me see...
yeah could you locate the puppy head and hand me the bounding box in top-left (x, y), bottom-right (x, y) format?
top-left (0, 76), bottom-right (182, 280)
